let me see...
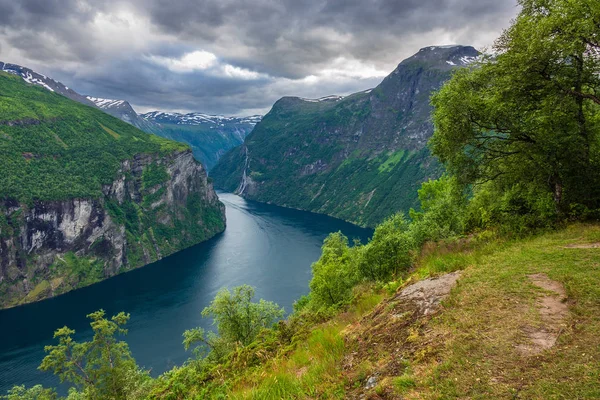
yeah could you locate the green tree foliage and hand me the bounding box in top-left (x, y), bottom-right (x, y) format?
top-left (309, 232), bottom-right (359, 307)
top-left (431, 0), bottom-right (600, 218)
top-left (409, 176), bottom-right (468, 244)
top-left (1, 385), bottom-right (57, 400)
top-left (358, 214), bottom-right (414, 281)
top-left (183, 285), bottom-right (284, 361)
top-left (39, 310), bottom-right (147, 400)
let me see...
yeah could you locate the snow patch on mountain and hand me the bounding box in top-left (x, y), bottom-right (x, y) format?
top-left (142, 111), bottom-right (262, 126)
top-left (300, 95), bottom-right (345, 103)
top-left (86, 96), bottom-right (127, 109)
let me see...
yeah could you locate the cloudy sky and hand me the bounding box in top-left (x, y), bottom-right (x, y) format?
top-left (0, 0), bottom-right (518, 116)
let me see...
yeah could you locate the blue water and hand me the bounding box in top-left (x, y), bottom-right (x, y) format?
top-left (0, 192), bottom-right (371, 393)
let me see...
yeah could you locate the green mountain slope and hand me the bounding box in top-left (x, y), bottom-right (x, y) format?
top-left (212, 46), bottom-right (479, 227)
top-left (0, 72), bottom-right (225, 308)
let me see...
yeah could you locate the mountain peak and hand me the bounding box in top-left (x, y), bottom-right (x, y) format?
top-left (401, 45), bottom-right (480, 69)
top-left (0, 61), bottom-right (97, 107)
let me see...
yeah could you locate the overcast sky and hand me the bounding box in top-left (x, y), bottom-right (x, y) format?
top-left (0, 0), bottom-right (519, 116)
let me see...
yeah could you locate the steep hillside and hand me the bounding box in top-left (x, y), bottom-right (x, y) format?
top-left (212, 45), bottom-right (479, 227)
top-left (0, 72), bottom-right (225, 309)
top-left (0, 62), bottom-right (96, 107)
top-left (142, 112), bottom-right (261, 170)
top-left (189, 224), bottom-right (600, 399)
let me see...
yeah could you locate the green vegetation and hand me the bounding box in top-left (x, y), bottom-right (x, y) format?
top-left (39, 310), bottom-right (149, 400)
top-left (0, 72), bottom-right (187, 203)
top-left (183, 285), bottom-right (284, 362)
top-left (431, 0), bottom-right (600, 221)
top-left (5, 0), bottom-right (600, 398)
top-left (211, 49), bottom-right (452, 227)
top-left (0, 72), bottom-right (225, 309)
top-left (142, 164), bottom-right (169, 190)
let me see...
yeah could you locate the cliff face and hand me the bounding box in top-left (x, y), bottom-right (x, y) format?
top-left (0, 72), bottom-right (226, 309)
top-left (0, 150), bottom-right (224, 309)
top-left (212, 46), bottom-right (479, 227)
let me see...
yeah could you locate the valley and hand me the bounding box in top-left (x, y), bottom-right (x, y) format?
top-left (1, 0), bottom-right (599, 398)
top-left (212, 46), bottom-right (479, 227)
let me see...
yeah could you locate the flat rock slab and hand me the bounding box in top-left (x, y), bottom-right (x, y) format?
top-left (395, 271), bottom-right (462, 315)
top-left (517, 273), bottom-right (569, 356)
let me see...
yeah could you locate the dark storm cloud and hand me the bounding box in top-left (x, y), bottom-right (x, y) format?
top-left (0, 0), bottom-right (518, 115)
top-left (140, 0), bottom-right (517, 77)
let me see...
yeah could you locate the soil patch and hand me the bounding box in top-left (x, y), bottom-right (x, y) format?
top-left (517, 273), bottom-right (568, 356)
top-left (563, 242), bottom-right (600, 248)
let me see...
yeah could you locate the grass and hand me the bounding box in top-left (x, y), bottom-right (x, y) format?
top-left (146, 224), bottom-right (600, 399)
top-left (404, 224), bottom-right (600, 399)
top-left (227, 224), bottom-right (600, 399)
top-left (378, 149), bottom-right (406, 173)
top-left (226, 291), bottom-right (384, 399)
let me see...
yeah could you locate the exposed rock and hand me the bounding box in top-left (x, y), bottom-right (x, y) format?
top-left (395, 271), bottom-right (462, 314)
top-left (0, 150), bottom-right (225, 309)
top-left (344, 272), bottom-right (462, 399)
top-left (365, 375), bottom-right (378, 390)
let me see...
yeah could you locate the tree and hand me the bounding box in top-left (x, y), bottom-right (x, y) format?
top-left (1, 385), bottom-right (57, 400)
top-left (409, 176), bottom-right (468, 244)
top-left (183, 285), bottom-right (284, 360)
top-left (358, 214), bottom-right (414, 281)
top-left (431, 0), bottom-right (600, 217)
top-left (39, 310), bottom-right (147, 400)
top-left (309, 232), bottom-right (359, 307)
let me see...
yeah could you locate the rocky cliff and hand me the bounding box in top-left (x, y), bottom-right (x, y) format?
top-left (0, 150), bottom-right (224, 309)
top-left (0, 72), bottom-right (225, 309)
top-left (212, 46), bottom-right (479, 227)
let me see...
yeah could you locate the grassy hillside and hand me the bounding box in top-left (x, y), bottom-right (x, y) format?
top-left (145, 224), bottom-right (600, 399)
top-left (0, 72), bottom-right (187, 203)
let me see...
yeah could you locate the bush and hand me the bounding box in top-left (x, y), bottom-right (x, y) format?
top-left (409, 175), bottom-right (467, 246)
top-left (358, 214), bottom-right (415, 281)
top-left (183, 285), bottom-right (284, 362)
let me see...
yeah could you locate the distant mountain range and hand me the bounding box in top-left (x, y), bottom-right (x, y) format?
top-left (212, 45), bottom-right (480, 227)
top-left (141, 112), bottom-right (261, 170)
top-left (0, 61), bottom-right (260, 170)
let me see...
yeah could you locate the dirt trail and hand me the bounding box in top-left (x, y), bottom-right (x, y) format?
top-left (563, 242), bottom-right (600, 248)
top-left (517, 273), bottom-right (569, 355)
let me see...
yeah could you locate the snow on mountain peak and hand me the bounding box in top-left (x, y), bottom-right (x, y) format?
top-left (141, 111), bottom-right (262, 126)
top-left (86, 96), bottom-right (127, 109)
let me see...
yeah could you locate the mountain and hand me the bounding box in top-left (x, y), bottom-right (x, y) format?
top-left (0, 61), bottom-right (259, 170)
top-left (0, 71), bottom-right (225, 309)
top-left (211, 45), bottom-right (479, 227)
top-left (141, 111), bottom-right (261, 170)
top-left (0, 61), bottom-right (97, 107)
top-left (85, 95), bottom-right (161, 134)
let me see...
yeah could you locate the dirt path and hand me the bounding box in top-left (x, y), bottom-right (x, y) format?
top-left (517, 273), bottom-right (569, 356)
top-left (563, 242), bottom-right (600, 248)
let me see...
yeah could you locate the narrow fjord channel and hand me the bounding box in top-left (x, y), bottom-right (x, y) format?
top-left (0, 192), bottom-right (371, 393)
